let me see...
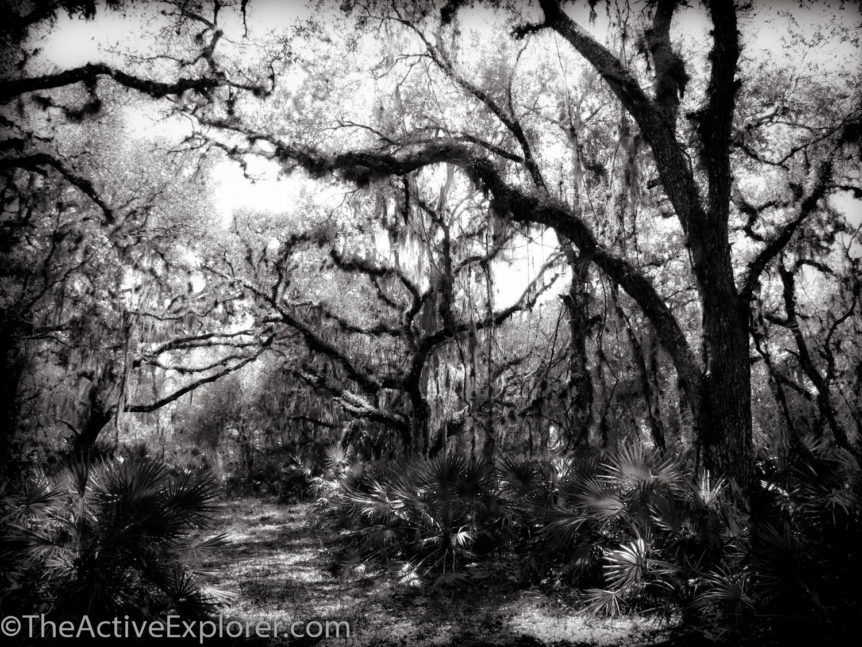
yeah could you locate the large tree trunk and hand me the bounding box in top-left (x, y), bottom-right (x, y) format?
top-left (539, 0), bottom-right (756, 491)
top-left (690, 0), bottom-right (754, 491)
top-left (560, 247), bottom-right (593, 448)
top-left (698, 275), bottom-right (753, 486)
top-left (71, 398), bottom-right (113, 455)
top-left (70, 369), bottom-right (118, 456)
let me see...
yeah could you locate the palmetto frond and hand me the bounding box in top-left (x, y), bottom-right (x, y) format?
top-left (17, 476), bottom-right (61, 520)
top-left (452, 526), bottom-right (473, 547)
top-left (541, 507), bottom-right (589, 549)
top-left (1, 455), bottom-right (220, 619)
top-left (161, 568), bottom-right (219, 619)
top-left (93, 456), bottom-right (167, 504)
top-left (750, 521), bottom-right (809, 608)
top-left (649, 493), bottom-right (687, 536)
top-left (546, 454), bottom-right (577, 485)
top-left (694, 471), bottom-right (726, 509)
top-left (418, 453), bottom-right (495, 499)
top-left (341, 479), bottom-right (413, 525)
top-left (183, 533), bottom-right (229, 567)
top-left (603, 444), bottom-right (686, 493)
top-left (695, 566), bottom-right (754, 613)
top-left (0, 524), bottom-right (65, 567)
top-left (320, 453), bottom-right (496, 577)
top-left (324, 444), bottom-right (350, 476)
top-left (0, 477), bottom-right (62, 536)
top-left (603, 444), bottom-right (652, 486)
top-left (582, 588), bottom-right (622, 617)
top-left (497, 455), bottom-right (538, 497)
top-left (62, 456), bottom-right (93, 498)
top-left (791, 443), bottom-right (861, 530)
top-left (575, 476), bottom-right (625, 521)
top-left (161, 469), bottom-right (220, 523)
top-left (604, 538), bottom-right (649, 592)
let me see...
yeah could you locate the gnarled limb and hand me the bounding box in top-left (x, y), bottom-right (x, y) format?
top-left (1, 153), bottom-right (115, 223)
top-left (740, 162), bottom-right (833, 301)
top-left (776, 264), bottom-right (848, 448)
top-left (0, 63), bottom-right (225, 103)
top-left (252, 136), bottom-right (704, 431)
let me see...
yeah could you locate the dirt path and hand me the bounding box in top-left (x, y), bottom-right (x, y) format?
top-left (198, 498), bottom-right (677, 646)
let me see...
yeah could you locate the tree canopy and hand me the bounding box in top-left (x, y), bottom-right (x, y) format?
top-left (1, 0), bottom-right (860, 492)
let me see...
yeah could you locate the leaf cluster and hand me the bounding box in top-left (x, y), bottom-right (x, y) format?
top-left (0, 455), bottom-right (224, 620)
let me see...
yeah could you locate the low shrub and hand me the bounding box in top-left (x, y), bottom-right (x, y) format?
top-left (318, 452), bottom-right (499, 581)
top-left (314, 438), bottom-right (862, 643)
top-left (0, 455), bottom-right (223, 621)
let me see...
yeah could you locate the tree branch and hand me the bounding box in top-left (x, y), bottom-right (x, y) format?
top-left (692, 0), bottom-right (740, 220)
top-left (776, 264), bottom-right (847, 447)
top-left (538, 0), bottom-right (704, 236)
top-left (0, 63), bottom-right (226, 103)
top-left (740, 161), bottom-right (832, 300)
top-left (1, 153), bottom-right (115, 223)
top-left (124, 336), bottom-right (272, 413)
top-left (258, 137), bottom-right (704, 407)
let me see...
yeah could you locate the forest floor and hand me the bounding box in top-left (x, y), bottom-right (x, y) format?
top-left (197, 498), bottom-right (691, 647)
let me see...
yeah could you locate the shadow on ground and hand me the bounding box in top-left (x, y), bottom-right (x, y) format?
top-left (197, 499), bottom-right (688, 647)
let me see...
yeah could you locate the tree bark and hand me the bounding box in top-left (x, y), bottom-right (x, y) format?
top-left (560, 246), bottom-right (593, 447)
top-left (697, 277), bottom-right (752, 484)
top-left (409, 384), bottom-right (431, 455)
top-left (540, 0), bottom-right (754, 489)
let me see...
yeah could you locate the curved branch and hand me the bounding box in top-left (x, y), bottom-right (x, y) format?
top-left (776, 265), bottom-right (847, 448)
top-left (1, 153), bottom-right (114, 223)
top-left (289, 366), bottom-right (409, 432)
top-left (261, 137), bottom-right (703, 407)
top-left (740, 161), bottom-right (832, 300)
top-left (538, 0), bottom-right (704, 235)
top-left (538, 0), bottom-right (657, 127)
top-left (0, 63), bottom-right (224, 103)
top-left (405, 22), bottom-right (545, 188)
top-left (124, 337), bottom-right (271, 413)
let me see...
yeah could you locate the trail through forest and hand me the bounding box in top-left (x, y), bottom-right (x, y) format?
top-left (199, 499), bottom-right (684, 647)
top-left (2, 2), bottom-right (860, 645)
